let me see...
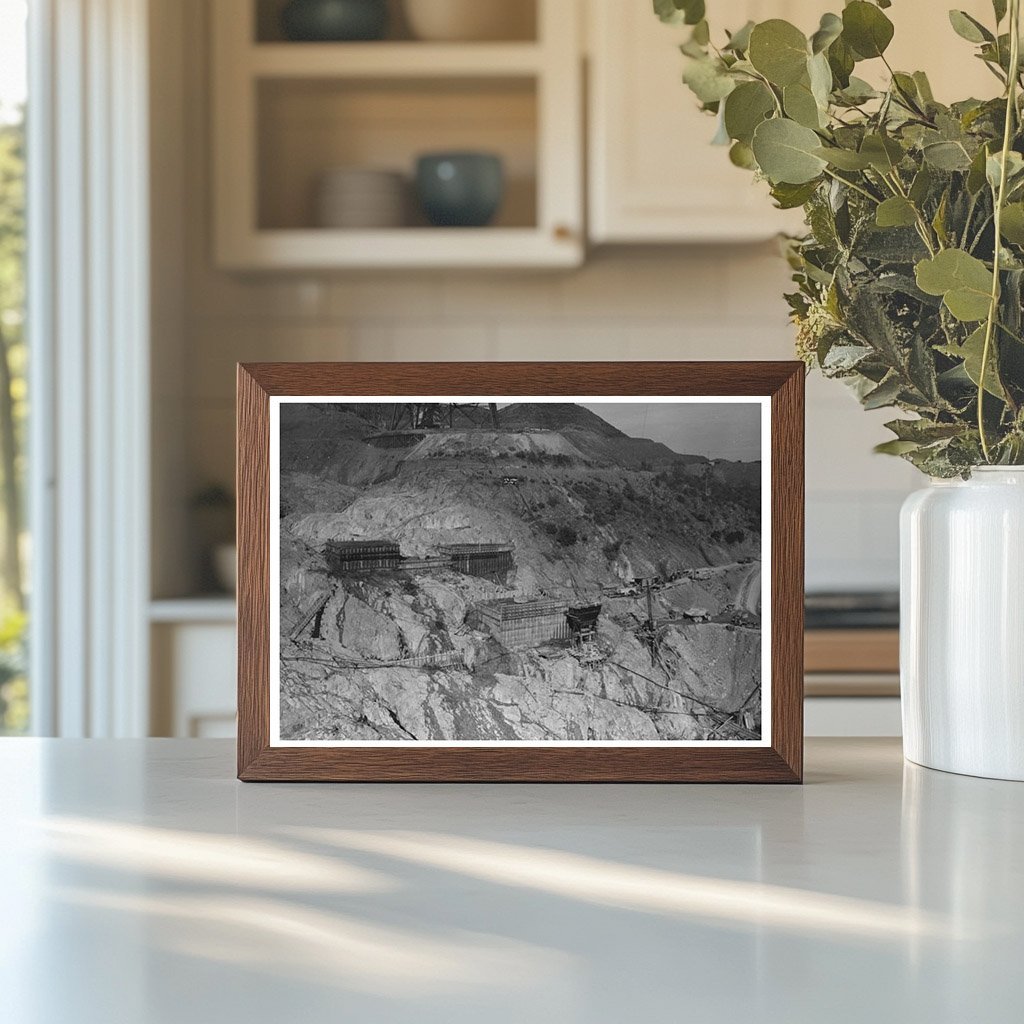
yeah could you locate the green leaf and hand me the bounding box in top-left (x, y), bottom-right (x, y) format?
top-left (748, 20), bottom-right (809, 86)
top-left (827, 36), bottom-right (856, 88)
top-left (986, 150), bottom-right (1024, 191)
top-left (875, 439), bottom-right (922, 455)
top-left (771, 180), bottom-right (820, 209)
top-left (729, 140), bottom-right (757, 170)
top-left (862, 374), bottom-right (903, 409)
top-left (842, 1), bottom-right (895, 59)
top-left (967, 144), bottom-right (991, 193)
top-left (939, 325), bottom-right (1006, 398)
top-left (909, 164), bottom-right (933, 205)
top-left (993, 0), bottom-right (1008, 24)
top-left (723, 81), bottom-right (775, 144)
top-left (1000, 203), bottom-right (1024, 244)
top-left (810, 12), bottom-right (843, 54)
top-left (724, 20), bottom-right (755, 53)
top-left (885, 418), bottom-right (963, 443)
top-left (860, 133), bottom-right (904, 173)
top-left (915, 249), bottom-right (994, 322)
top-left (653, 0), bottom-right (705, 26)
top-left (948, 10), bottom-right (994, 44)
top-left (876, 197), bottom-right (918, 228)
top-left (913, 71), bottom-right (935, 104)
top-left (932, 190), bottom-right (950, 246)
top-left (923, 140), bottom-right (972, 171)
top-left (751, 118), bottom-right (828, 184)
top-left (784, 80), bottom-right (824, 129)
top-left (682, 57), bottom-right (736, 104)
top-left (807, 51), bottom-right (833, 109)
top-left (814, 146), bottom-right (872, 170)
top-left (837, 76), bottom-right (879, 104)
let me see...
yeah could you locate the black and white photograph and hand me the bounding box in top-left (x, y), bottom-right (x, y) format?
top-left (271, 397), bottom-right (768, 745)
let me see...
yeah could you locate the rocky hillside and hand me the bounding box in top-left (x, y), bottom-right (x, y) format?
top-left (278, 403), bottom-right (762, 742)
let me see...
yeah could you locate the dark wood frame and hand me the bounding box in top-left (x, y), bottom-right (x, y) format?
top-left (237, 362), bottom-right (804, 782)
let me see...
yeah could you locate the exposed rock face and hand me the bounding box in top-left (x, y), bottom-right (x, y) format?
top-left (278, 403), bottom-right (762, 743)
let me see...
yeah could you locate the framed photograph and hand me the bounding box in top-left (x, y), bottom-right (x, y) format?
top-left (237, 362), bottom-right (804, 782)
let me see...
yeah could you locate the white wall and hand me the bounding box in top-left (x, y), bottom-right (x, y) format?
top-left (157, 0), bottom-right (921, 599)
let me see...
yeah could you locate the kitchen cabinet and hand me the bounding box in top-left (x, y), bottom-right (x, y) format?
top-left (211, 0), bottom-right (583, 269)
top-left (587, 0), bottom-right (813, 243)
top-left (587, 0), bottom-right (998, 244)
top-left (150, 600), bottom-right (237, 738)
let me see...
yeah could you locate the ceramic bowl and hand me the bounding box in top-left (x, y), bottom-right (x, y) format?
top-left (403, 0), bottom-right (534, 42)
top-left (415, 152), bottom-right (504, 228)
top-left (316, 168), bottom-right (407, 228)
top-left (281, 0), bottom-right (388, 42)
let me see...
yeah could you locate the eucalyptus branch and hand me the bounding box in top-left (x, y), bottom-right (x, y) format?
top-left (822, 168), bottom-right (880, 205)
top-left (979, 0), bottom-right (1021, 462)
top-left (665, 0), bottom-right (1024, 473)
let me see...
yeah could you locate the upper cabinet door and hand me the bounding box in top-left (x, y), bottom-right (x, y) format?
top-left (587, 0), bottom-right (998, 245)
top-left (587, 0), bottom-right (806, 244)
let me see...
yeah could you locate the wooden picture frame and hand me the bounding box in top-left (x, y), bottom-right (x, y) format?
top-left (237, 362), bottom-right (804, 782)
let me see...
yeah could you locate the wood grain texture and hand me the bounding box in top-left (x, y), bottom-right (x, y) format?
top-left (236, 361), bottom-right (805, 783)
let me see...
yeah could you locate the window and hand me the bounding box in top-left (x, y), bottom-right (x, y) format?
top-left (0, 0), bottom-right (28, 734)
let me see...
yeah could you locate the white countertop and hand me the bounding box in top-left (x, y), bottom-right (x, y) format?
top-left (0, 738), bottom-right (1020, 1023)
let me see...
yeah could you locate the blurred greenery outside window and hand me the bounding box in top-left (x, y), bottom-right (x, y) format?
top-left (0, 0), bottom-right (28, 734)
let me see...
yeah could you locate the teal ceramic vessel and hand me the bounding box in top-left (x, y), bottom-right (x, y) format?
top-left (415, 152), bottom-right (505, 228)
top-left (281, 0), bottom-right (388, 42)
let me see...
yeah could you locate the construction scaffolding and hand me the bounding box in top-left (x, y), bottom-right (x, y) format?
top-left (470, 597), bottom-right (570, 648)
top-left (439, 543), bottom-right (515, 581)
top-left (566, 604), bottom-right (602, 645)
top-left (323, 540), bottom-right (401, 574)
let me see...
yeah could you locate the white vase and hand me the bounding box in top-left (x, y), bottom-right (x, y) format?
top-left (900, 467), bottom-right (1024, 780)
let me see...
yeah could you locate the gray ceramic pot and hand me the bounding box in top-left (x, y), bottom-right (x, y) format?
top-left (415, 152), bottom-right (505, 227)
top-left (281, 0), bottom-right (388, 41)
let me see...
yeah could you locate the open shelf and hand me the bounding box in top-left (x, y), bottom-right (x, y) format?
top-left (257, 76), bottom-right (538, 232)
top-left (254, 0), bottom-right (538, 44)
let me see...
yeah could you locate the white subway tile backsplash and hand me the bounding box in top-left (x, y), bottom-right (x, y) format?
top-left (558, 251), bottom-right (726, 320)
top-left (493, 322), bottom-right (629, 361)
top-left (326, 275), bottom-right (445, 320)
top-left (441, 272), bottom-right (562, 321)
top-left (187, 271), bottom-right (327, 322)
top-left (625, 323), bottom-right (795, 362)
top-left (720, 244), bottom-right (793, 323)
top-left (373, 324), bottom-right (496, 362)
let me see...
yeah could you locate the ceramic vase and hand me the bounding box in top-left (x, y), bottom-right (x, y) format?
top-left (900, 467), bottom-right (1024, 780)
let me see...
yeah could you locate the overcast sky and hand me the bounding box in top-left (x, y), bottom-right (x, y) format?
top-left (582, 402), bottom-right (762, 462)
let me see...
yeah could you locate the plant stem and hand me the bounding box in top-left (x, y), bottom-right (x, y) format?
top-left (884, 170), bottom-right (939, 254)
top-left (979, 0), bottom-right (1021, 462)
top-left (822, 167), bottom-right (880, 204)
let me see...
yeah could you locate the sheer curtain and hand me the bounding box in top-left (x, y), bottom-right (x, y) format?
top-left (28, 0), bottom-right (150, 736)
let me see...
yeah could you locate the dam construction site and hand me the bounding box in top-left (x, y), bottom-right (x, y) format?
top-left (278, 401), bottom-right (763, 743)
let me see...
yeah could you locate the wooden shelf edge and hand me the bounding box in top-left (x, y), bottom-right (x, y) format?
top-left (249, 42), bottom-right (544, 79)
top-left (216, 227), bottom-right (584, 270)
top-left (804, 628), bottom-right (900, 675)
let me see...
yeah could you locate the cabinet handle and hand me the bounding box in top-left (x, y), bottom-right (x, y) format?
top-left (553, 224), bottom-right (574, 241)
